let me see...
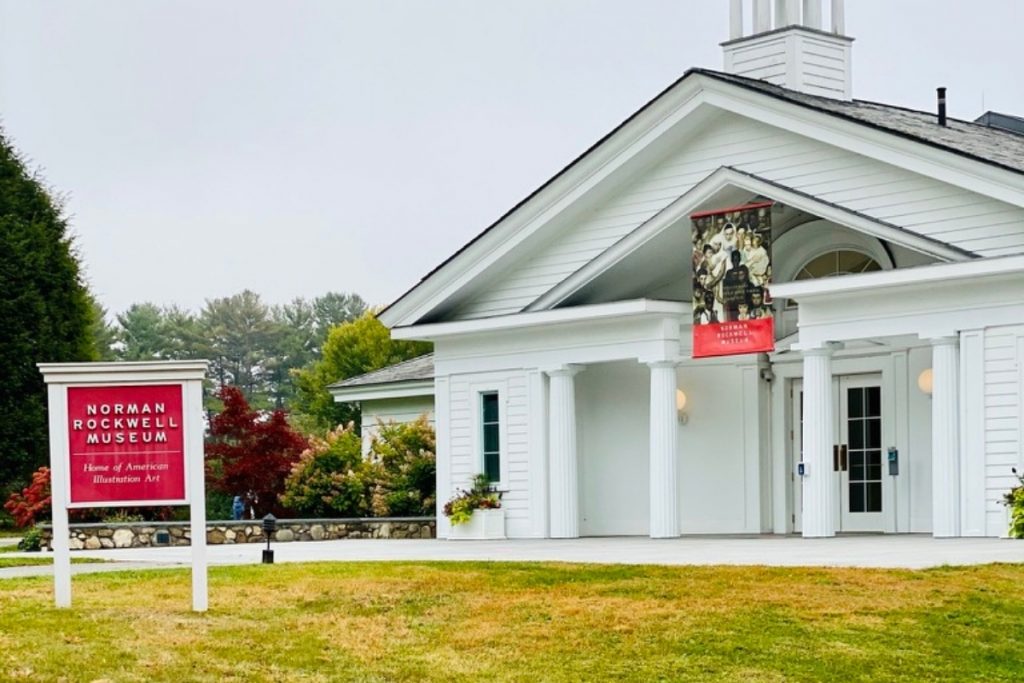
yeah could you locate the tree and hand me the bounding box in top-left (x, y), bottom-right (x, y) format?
top-left (367, 416), bottom-right (436, 517)
top-left (0, 130), bottom-right (97, 492)
top-left (205, 386), bottom-right (308, 517)
top-left (115, 302), bottom-right (167, 360)
top-left (88, 297), bottom-right (118, 361)
top-left (200, 291), bottom-right (283, 408)
top-left (292, 312), bottom-right (432, 431)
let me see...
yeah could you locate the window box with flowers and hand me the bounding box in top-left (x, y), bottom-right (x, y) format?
top-left (444, 474), bottom-right (505, 540)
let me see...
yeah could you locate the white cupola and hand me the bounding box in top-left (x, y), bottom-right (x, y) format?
top-left (722, 0), bottom-right (853, 100)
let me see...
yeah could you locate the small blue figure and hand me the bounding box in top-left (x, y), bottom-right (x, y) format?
top-left (231, 495), bottom-right (244, 521)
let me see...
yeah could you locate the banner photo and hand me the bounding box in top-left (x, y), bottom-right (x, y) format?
top-left (691, 201), bottom-right (774, 358)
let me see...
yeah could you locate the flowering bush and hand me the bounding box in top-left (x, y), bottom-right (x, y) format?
top-left (281, 416), bottom-right (436, 518)
top-left (1003, 467), bottom-right (1024, 539)
top-left (443, 474), bottom-right (501, 526)
top-left (367, 416), bottom-right (436, 517)
top-left (3, 466), bottom-right (51, 528)
top-left (281, 424), bottom-right (371, 517)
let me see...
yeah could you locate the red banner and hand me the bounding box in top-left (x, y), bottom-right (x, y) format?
top-left (67, 384), bottom-right (186, 504)
top-left (691, 202), bottom-right (774, 359)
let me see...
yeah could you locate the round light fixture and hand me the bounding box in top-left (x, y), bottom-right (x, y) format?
top-left (917, 368), bottom-right (933, 395)
top-left (676, 389), bottom-right (687, 412)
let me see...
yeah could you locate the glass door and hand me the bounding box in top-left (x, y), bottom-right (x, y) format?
top-left (837, 375), bottom-right (886, 532)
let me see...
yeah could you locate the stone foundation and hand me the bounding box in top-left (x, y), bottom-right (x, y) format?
top-left (41, 517), bottom-right (435, 550)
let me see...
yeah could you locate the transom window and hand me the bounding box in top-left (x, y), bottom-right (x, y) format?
top-left (795, 250), bottom-right (882, 280)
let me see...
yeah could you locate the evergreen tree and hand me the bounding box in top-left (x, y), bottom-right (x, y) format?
top-left (0, 131), bottom-right (97, 492)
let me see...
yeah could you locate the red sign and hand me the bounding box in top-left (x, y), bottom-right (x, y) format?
top-left (67, 384), bottom-right (186, 505)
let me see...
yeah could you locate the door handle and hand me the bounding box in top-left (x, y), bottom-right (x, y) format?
top-left (840, 444), bottom-right (848, 472)
top-left (833, 445), bottom-right (839, 472)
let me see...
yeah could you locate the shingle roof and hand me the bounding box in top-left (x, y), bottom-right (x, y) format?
top-left (329, 354), bottom-right (434, 389)
top-left (697, 69), bottom-right (1024, 175)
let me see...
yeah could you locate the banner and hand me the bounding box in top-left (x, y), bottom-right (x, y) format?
top-left (691, 201), bottom-right (774, 358)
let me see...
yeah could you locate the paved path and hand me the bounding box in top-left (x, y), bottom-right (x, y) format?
top-left (2, 535), bottom-right (1020, 580)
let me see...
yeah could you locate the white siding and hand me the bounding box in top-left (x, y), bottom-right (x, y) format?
top-left (447, 370), bottom-right (531, 537)
top-left (454, 113), bottom-right (1024, 319)
top-left (983, 325), bottom-right (1024, 536)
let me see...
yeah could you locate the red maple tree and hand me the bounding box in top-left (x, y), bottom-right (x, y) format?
top-left (205, 386), bottom-right (308, 517)
top-left (4, 466), bottom-right (52, 528)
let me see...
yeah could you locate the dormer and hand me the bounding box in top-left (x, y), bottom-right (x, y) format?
top-left (722, 0), bottom-right (854, 100)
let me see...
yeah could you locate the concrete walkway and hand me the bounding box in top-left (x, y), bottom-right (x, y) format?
top-left (2, 535), bottom-right (1021, 580)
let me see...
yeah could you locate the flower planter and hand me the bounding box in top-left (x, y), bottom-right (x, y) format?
top-left (448, 508), bottom-right (505, 540)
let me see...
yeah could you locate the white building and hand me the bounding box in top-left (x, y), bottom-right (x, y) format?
top-left (336, 0), bottom-right (1024, 540)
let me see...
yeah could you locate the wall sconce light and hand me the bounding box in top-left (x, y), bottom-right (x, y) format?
top-left (676, 389), bottom-right (689, 425)
top-left (917, 368), bottom-right (933, 396)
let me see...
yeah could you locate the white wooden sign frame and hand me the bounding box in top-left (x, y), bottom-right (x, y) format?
top-left (38, 361), bottom-right (209, 612)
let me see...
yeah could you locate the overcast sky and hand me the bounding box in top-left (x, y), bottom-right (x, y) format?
top-left (1, 1), bottom-right (1021, 315)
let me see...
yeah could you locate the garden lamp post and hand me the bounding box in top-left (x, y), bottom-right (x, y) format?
top-left (262, 513), bottom-right (276, 564)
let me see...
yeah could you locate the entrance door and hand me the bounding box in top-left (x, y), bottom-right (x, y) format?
top-left (837, 376), bottom-right (886, 532)
top-left (790, 374), bottom-right (889, 533)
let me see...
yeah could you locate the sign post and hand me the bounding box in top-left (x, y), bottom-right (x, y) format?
top-left (38, 361), bottom-right (209, 612)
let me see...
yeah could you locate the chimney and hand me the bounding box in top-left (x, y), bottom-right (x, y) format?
top-left (937, 87), bottom-right (947, 126)
top-left (722, 0), bottom-right (855, 100)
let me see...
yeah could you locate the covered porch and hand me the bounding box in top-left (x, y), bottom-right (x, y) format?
top-left (773, 254), bottom-right (1024, 538)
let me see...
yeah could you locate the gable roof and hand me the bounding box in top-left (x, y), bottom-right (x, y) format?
top-left (380, 68), bottom-right (1024, 328)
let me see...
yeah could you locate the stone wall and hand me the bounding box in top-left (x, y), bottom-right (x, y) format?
top-left (41, 517), bottom-right (435, 550)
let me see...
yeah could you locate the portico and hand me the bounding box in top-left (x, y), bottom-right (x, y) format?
top-left (772, 254), bottom-right (1024, 538)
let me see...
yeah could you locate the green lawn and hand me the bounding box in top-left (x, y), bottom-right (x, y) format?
top-left (1, 562), bottom-right (1022, 682)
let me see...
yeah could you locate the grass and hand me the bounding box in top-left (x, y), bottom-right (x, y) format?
top-left (0, 556), bottom-right (105, 568)
top-left (0, 561), bottom-right (1022, 682)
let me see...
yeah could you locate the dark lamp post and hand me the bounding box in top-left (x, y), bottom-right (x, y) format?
top-left (262, 514), bottom-right (276, 564)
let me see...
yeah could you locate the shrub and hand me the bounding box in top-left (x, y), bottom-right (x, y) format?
top-left (17, 526), bottom-right (43, 552)
top-left (367, 416), bottom-right (436, 517)
top-left (281, 424), bottom-right (371, 517)
top-left (282, 416), bottom-right (437, 519)
top-left (443, 474), bottom-right (501, 526)
top-left (1004, 467), bottom-right (1024, 539)
top-left (3, 467), bottom-right (51, 528)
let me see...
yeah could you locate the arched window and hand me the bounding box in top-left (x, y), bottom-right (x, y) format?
top-left (794, 250), bottom-right (882, 280)
top-left (785, 250), bottom-right (883, 309)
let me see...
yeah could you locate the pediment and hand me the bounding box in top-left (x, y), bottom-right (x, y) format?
top-left (527, 167), bottom-right (973, 312)
top-left (382, 71), bottom-right (1024, 329)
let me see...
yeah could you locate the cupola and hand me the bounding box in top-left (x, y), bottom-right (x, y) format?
top-left (722, 0), bottom-right (853, 100)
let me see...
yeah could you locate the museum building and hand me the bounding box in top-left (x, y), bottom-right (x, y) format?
top-left (332, 0), bottom-right (1024, 540)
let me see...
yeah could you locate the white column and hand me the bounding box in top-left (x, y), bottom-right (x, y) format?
top-left (931, 336), bottom-right (961, 537)
top-left (729, 0), bottom-right (744, 39)
top-left (801, 346), bottom-right (836, 538)
top-left (773, 0), bottom-right (787, 29)
top-left (47, 383), bottom-right (71, 607)
top-left (753, 0), bottom-right (771, 33)
top-left (784, 0), bottom-right (801, 26)
top-left (830, 0), bottom-right (845, 33)
top-left (802, 0), bottom-right (822, 29)
top-left (185, 377), bottom-right (208, 612)
top-left (548, 365), bottom-right (582, 539)
top-left (647, 361), bottom-right (680, 539)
